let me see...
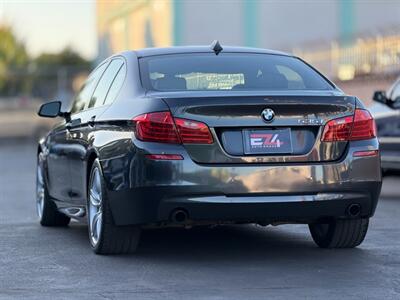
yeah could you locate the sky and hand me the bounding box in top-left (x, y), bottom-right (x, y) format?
top-left (0, 0), bottom-right (97, 60)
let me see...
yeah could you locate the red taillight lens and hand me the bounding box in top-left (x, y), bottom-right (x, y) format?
top-left (174, 118), bottom-right (213, 144)
top-left (350, 109), bottom-right (377, 141)
top-left (133, 112), bottom-right (213, 144)
top-left (321, 115), bottom-right (353, 141)
top-left (321, 109), bottom-right (376, 142)
top-left (133, 112), bottom-right (180, 143)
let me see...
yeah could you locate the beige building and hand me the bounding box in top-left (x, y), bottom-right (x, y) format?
top-left (96, 0), bottom-right (400, 84)
top-left (97, 0), bottom-right (173, 60)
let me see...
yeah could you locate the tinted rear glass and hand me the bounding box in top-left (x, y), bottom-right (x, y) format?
top-left (139, 53), bottom-right (333, 92)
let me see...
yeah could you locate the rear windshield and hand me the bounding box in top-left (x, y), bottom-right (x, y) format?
top-left (139, 53), bottom-right (334, 92)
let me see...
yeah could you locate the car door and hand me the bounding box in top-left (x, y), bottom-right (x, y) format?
top-left (45, 122), bottom-right (72, 202)
top-left (67, 58), bottom-right (125, 206)
top-left (61, 61), bottom-right (109, 206)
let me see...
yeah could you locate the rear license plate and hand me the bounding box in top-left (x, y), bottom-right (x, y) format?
top-left (243, 129), bottom-right (293, 155)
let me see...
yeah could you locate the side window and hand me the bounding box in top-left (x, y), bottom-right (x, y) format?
top-left (104, 63), bottom-right (126, 105)
top-left (88, 59), bottom-right (124, 109)
top-left (390, 82), bottom-right (400, 101)
top-left (71, 62), bottom-right (108, 114)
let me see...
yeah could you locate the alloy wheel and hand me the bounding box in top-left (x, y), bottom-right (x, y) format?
top-left (88, 168), bottom-right (103, 247)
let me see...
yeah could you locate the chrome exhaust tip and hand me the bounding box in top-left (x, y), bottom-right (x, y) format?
top-left (171, 209), bottom-right (188, 223)
top-left (347, 204), bottom-right (361, 217)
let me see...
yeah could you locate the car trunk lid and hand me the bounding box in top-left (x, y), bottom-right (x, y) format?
top-left (157, 92), bottom-right (355, 164)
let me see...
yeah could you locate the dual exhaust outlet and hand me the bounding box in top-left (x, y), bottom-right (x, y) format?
top-left (171, 209), bottom-right (189, 223)
top-left (347, 203), bottom-right (361, 217)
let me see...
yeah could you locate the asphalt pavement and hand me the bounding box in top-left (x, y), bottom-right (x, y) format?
top-left (0, 140), bottom-right (399, 299)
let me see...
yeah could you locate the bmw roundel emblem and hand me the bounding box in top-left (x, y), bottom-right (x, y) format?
top-left (261, 108), bottom-right (275, 123)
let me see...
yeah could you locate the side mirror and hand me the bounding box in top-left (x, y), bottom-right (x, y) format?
top-left (373, 91), bottom-right (400, 110)
top-left (38, 101), bottom-right (71, 121)
top-left (392, 97), bottom-right (400, 109)
top-left (38, 101), bottom-right (61, 118)
top-left (372, 90), bottom-right (388, 104)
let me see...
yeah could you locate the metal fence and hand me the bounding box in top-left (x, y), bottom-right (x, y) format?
top-left (294, 34), bottom-right (400, 81)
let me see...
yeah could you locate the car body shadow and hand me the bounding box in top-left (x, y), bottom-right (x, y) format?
top-left (52, 222), bottom-right (368, 265)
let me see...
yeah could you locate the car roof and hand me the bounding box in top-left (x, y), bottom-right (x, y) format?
top-left (134, 46), bottom-right (291, 58)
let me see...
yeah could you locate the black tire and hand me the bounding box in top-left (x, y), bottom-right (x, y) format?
top-left (37, 153), bottom-right (70, 227)
top-left (309, 218), bottom-right (369, 248)
top-left (87, 159), bottom-right (141, 255)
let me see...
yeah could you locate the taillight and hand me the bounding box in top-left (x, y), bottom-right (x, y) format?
top-left (350, 109), bottom-right (377, 140)
top-left (133, 112), bottom-right (213, 144)
top-left (133, 112), bottom-right (180, 143)
top-left (174, 118), bottom-right (213, 144)
top-left (321, 115), bottom-right (353, 141)
top-left (321, 109), bottom-right (376, 142)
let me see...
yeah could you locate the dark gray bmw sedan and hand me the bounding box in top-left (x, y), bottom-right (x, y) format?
top-left (37, 43), bottom-right (382, 254)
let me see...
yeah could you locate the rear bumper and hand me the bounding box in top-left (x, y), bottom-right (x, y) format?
top-left (101, 139), bottom-right (382, 226)
top-left (107, 184), bottom-right (381, 226)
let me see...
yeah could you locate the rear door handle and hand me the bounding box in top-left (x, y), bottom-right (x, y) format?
top-left (66, 118), bottom-right (82, 130)
top-left (66, 118), bottom-right (81, 139)
top-left (88, 115), bottom-right (96, 127)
